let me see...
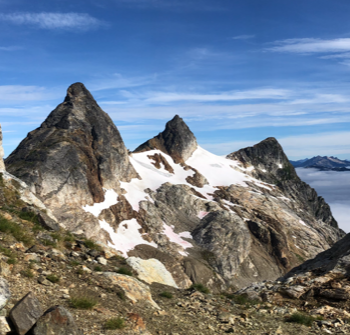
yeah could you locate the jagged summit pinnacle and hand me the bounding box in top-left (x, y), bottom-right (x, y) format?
top-left (5, 83), bottom-right (137, 232)
top-left (133, 114), bottom-right (198, 163)
top-left (64, 82), bottom-right (96, 102)
top-left (227, 137), bottom-right (297, 182)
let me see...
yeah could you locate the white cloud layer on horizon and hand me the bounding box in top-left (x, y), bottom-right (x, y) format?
top-left (296, 168), bottom-right (350, 232)
top-left (0, 12), bottom-right (103, 30)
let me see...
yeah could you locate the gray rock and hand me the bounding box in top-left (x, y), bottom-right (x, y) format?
top-left (133, 115), bottom-right (198, 164)
top-left (0, 278), bottom-right (10, 310)
top-left (33, 305), bottom-right (81, 335)
top-left (9, 291), bottom-right (43, 335)
top-left (227, 137), bottom-right (340, 229)
top-left (5, 83), bottom-right (138, 235)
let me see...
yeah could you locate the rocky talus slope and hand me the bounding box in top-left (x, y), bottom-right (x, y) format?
top-left (5, 83), bottom-right (343, 294)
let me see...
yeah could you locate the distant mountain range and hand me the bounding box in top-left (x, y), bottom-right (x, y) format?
top-left (290, 156), bottom-right (350, 171)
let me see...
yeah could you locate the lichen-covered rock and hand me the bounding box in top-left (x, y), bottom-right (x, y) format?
top-left (9, 292), bottom-right (43, 335)
top-left (103, 272), bottom-right (159, 309)
top-left (33, 305), bottom-right (82, 335)
top-left (126, 257), bottom-right (178, 288)
top-left (0, 278), bottom-right (10, 310)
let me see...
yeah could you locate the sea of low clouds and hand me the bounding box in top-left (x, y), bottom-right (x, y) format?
top-left (296, 168), bottom-right (350, 233)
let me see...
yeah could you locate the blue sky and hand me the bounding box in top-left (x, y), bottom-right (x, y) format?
top-left (2, 0), bottom-right (350, 159)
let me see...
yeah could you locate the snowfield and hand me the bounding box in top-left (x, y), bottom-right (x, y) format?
top-left (82, 146), bottom-right (275, 256)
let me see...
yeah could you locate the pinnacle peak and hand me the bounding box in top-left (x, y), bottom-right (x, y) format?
top-left (65, 82), bottom-right (95, 102)
top-left (133, 114), bottom-right (197, 163)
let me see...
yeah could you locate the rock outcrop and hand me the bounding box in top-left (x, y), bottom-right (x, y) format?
top-left (5, 83), bottom-right (137, 235)
top-left (133, 115), bottom-right (198, 163)
top-left (0, 125), bottom-right (5, 171)
top-left (227, 137), bottom-right (338, 228)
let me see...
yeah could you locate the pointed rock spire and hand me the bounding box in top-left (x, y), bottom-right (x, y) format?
top-left (227, 137), bottom-right (297, 182)
top-left (0, 124), bottom-right (5, 171)
top-left (5, 83), bottom-right (137, 232)
top-left (134, 115), bottom-right (198, 163)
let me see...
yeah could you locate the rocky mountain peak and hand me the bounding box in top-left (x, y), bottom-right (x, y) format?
top-left (226, 137), bottom-right (296, 184)
top-left (5, 83), bottom-right (137, 233)
top-left (133, 115), bottom-right (198, 163)
top-left (65, 82), bottom-right (93, 100)
top-left (0, 124), bottom-right (5, 171)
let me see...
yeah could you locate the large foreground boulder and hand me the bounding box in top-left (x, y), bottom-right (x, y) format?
top-left (33, 305), bottom-right (81, 335)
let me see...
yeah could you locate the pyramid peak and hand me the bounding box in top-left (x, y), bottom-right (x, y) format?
top-left (64, 82), bottom-right (95, 102)
top-left (133, 115), bottom-right (197, 163)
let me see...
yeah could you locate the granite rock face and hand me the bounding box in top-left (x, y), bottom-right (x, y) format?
top-left (133, 115), bottom-right (198, 163)
top-left (0, 125), bottom-right (5, 171)
top-left (236, 232), bottom-right (350, 306)
top-left (6, 83), bottom-right (137, 235)
top-left (227, 137), bottom-right (338, 228)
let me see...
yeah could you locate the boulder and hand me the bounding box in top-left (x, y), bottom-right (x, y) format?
top-left (33, 305), bottom-right (81, 335)
top-left (9, 292), bottom-right (43, 335)
top-left (103, 272), bottom-right (159, 309)
top-left (126, 257), bottom-right (178, 288)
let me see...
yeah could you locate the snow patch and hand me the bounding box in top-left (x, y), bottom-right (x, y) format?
top-left (295, 245), bottom-right (301, 249)
top-left (197, 211), bottom-right (209, 219)
top-left (299, 220), bottom-right (307, 226)
top-left (82, 189), bottom-right (118, 217)
top-left (99, 218), bottom-right (157, 257)
top-left (162, 223), bottom-right (193, 256)
top-left (278, 164), bottom-right (283, 168)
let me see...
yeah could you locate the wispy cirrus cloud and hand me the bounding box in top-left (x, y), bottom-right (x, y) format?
top-left (0, 46), bottom-right (21, 51)
top-left (0, 85), bottom-right (58, 102)
top-left (118, 88), bottom-right (291, 104)
top-left (266, 38), bottom-right (350, 54)
top-left (232, 34), bottom-right (255, 40)
top-left (0, 12), bottom-right (104, 31)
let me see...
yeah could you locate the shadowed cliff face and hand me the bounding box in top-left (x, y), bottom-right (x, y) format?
top-left (227, 137), bottom-right (339, 228)
top-left (133, 115), bottom-right (198, 164)
top-left (5, 83), bottom-right (137, 233)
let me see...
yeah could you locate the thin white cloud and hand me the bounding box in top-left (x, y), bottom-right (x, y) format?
top-left (0, 12), bottom-right (104, 30)
top-left (0, 46), bottom-right (21, 51)
top-left (0, 86), bottom-right (58, 102)
top-left (232, 35), bottom-right (255, 40)
top-left (139, 88), bottom-right (291, 103)
top-left (266, 38), bottom-right (350, 54)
